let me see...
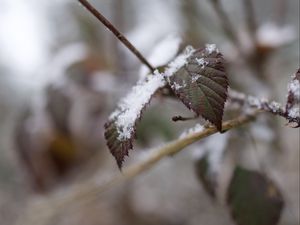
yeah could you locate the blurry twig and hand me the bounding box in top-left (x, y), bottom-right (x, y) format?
top-left (78, 0), bottom-right (155, 72)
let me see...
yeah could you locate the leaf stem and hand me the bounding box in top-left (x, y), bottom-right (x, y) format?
top-left (78, 0), bottom-right (155, 72)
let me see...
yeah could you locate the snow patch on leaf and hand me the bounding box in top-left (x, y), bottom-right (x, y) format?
top-left (196, 58), bottom-right (208, 68)
top-left (205, 43), bottom-right (219, 54)
top-left (105, 71), bottom-right (166, 168)
top-left (164, 45), bottom-right (195, 77)
top-left (109, 71), bottom-right (165, 141)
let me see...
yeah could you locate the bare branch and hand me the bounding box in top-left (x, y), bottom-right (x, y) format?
top-left (78, 0), bottom-right (155, 72)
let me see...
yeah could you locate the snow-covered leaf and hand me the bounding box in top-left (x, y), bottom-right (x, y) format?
top-left (285, 69), bottom-right (300, 127)
top-left (104, 72), bottom-right (166, 168)
top-left (167, 44), bottom-right (228, 131)
top-left (227, 166), bottom-right (284, 225)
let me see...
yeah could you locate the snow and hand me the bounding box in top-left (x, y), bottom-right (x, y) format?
top-left (256, 22), bottom-right (296, 47)
top-left (228, 89), bottom-right (285, 115)
top-left (288, 79), bottom-right (300, 100)
top-left (110, 70), bottom-right (166, 140)
top-left (205, 44), bottom-right (219, 54)
top-left (269, 101), bottom-right (282, 113)
top-left (110, 45), bottom-right (195, 141)
top-left (180, 123), bottom-right (204, 139)
top-left (196, 58), bottom-right (208, 68)
top-left (164, 46), bottom-right (195, 77)
top-left (172, 82), bottom-right (186, 91)
top-left (288, 106), bottom-right (300, 118)
top-left (139, 35), bottom-right (182, 79)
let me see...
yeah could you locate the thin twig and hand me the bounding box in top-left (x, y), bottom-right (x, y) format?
top-left (78, 0), bottom-right (155, 72)
top-left (228, 89), bottom-right (300, 127)
top-left (18, 112), bottom-right (258, 225)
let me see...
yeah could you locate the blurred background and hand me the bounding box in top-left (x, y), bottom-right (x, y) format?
top-left (0, 0), bottom-right (299, 224)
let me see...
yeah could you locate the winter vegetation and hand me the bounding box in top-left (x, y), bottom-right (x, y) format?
top-left (0, 0), bottom-right (299, 225)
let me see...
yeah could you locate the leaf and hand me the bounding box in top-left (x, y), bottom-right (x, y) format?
top-left (285, 68), bottom-right (300, 127)
top-left (227, 166), bottom-right (284, 225)
top-left (104, 73), bottom-right (166, 168)
top-left (167, 44), bottom-right (228, 131)
top-left (194, 154), bottom-right (217, 199)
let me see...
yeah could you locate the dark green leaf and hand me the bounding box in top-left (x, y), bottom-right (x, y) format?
top-left (227, 166), bottom-right (284, 225)
top-left (167, 45), bottom-right (228, 131)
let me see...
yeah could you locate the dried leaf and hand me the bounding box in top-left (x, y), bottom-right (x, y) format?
top-left (104, 73), bottom-right (166, 168)
top-left (227, 166), bottom-right (284, 225)
top-left (194, 154), bottom-right (217, 199)
top-left (167, 44), bottom-right (228, 131)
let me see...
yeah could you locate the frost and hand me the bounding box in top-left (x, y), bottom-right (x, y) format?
top-left (269, 101), bottom-right (282, 113)
top-left (139, 34), bottom-right (181, 79)
top-left (172, 81), bottom-right (186, 90)
top-left (196, 58), bottom-right (208, 68)
top-left (205, 44), bottom-right (219, 54)
top-left (288, 79), bottom-right (300, 100)
top-left (164, 45), bottom-right (195, 77)
top-left (256, 23), bottom-right (296, 47)
top-left (109, 70), bottom-right (166, 140)
top-left (180, 123), bottom-right (204, 139)
top-left (288, 106), bottom-right (300, 118)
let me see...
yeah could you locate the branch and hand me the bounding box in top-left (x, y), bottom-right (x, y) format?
top-left (78, 0), bottom-right (155, 72)
top-left (228, 89), bottom-right (300, 126)
top-left (18, 112), bottom-right (258, 225)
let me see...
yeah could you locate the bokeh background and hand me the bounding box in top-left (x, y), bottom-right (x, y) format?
top-left (0, 0), bottom-right (299, 225)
